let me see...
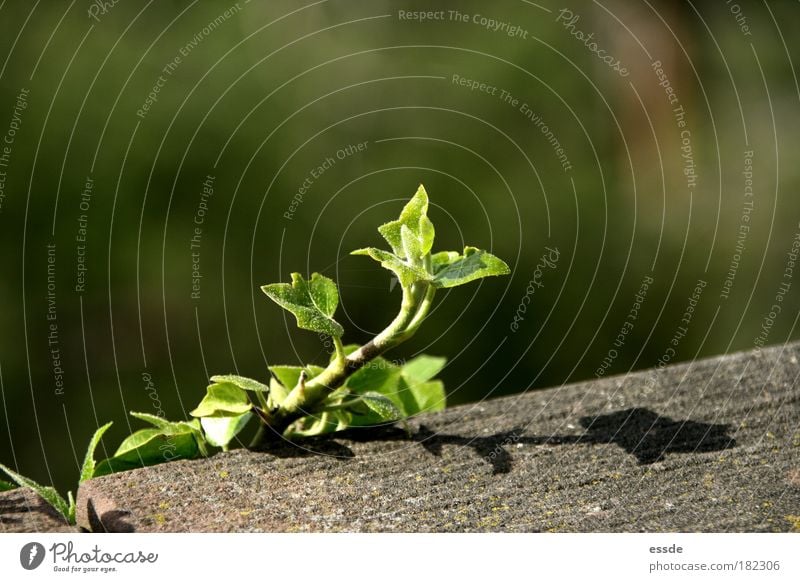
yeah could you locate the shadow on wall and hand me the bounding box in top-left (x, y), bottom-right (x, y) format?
top-left (262, 407), bottom-right (737, 474)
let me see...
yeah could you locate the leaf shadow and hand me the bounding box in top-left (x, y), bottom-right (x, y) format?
top-left (258, 407), bottom-right (737, 475)
top-left (0, 489), bottom-right (69, 527)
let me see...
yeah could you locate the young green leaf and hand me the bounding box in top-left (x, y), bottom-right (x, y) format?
top-left (401, 355), bottom-right (447, 384)
top-left (128, 411), bottom-right (174, 429)
top-left (262, 272), bottom-right (344, 337)
top-left (351, 392), bottom-right (403, 425)
top-left (79, 421), bottom-right (113, 483)
top-left (0, 479), bottom-right (16, 492)
top-left (95, 424), bottom-right (202, 476)
top-left (210, 375), bottom-right (270, 393)
top-left (67, 491), bottom-right (76, 525)
top-left (344, 356), bottom-right (401, 394)
top-left (400, 224), bottom-right (423, 264)
top-left (0, 462), bottom-right (71, 522)
top-left (396, 355), bottom-right (447, 415)
top-left (402, 378), bottom-right (446, 414)
top-left (200, 411), bottom-right (253, 449)
top-left (190, 382), bottom-right (252, 417)
top-left (351, 247), bottom-right (430, 287)
top-left (431, 246), bottom-right (510, 288)
top-left (378, 184), bottom-right (435, 258)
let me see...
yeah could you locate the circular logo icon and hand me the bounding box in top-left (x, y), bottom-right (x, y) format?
top-left (19, 542), bottom-right (46, 570)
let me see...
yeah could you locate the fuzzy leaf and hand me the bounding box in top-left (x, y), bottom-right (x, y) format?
top-left (431, 251), bottom-right (459, 272)
top-left (68, 491), bottom-right (76, 524)
top-left (79, 421), bottom-right (113, 483)
top-left (128, 412), bottom-right (174, 429)
top-left (355, 392), bottom-right (403, 423)
top-left (128, 413), bottom-right (203, 446)
top-left (0, 462), bottom-right (70, 521)
top-left (200, 411), bottom-right (253, 448)
top-left (378, 185), bottom-right (435, 258)
top-left (190, 382), bottom-right (252, 417)
top-left (351, 247), bottom-right (430, 287)
top-left (262, 272), bottom-right (343, 337)
top-left (211, 374), bottom-right (270, 393)
top-left (400, 224), bottom-right (423, 263)
top-left (432, 246), bottom-right (510, 288)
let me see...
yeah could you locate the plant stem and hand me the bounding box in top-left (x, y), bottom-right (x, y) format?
top-left (257, 280), bottom-right (435, 439)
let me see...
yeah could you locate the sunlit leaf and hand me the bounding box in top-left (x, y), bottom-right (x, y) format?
top-left (432, 246), bottom-right (510, 288)
top-left (190, 382), bottom-right (252, 417)
top-left (200, 411), bottom-right (253, 449)
top-left (0, 462), bottom-right (70, 521)
top-left (344, 356), bottom-right (401, 394)
top-left (404, 378), bottom-right (446, 414)
top-left (349, 391), bottom-right (403, 425)
top-left (378, 185), bottom-right (435, 258)
top-left (67, 491), bottom-right (76, 525)
top-left (79, 421), bottom-right (113, 483)
top-left (94, 424), bottom-right (201, 477)
top-left (269, 365), bottom-right (323, 391)
top-left (351, 247), bottom-right (429, 287)
top-left (210, 375), bottom-right (270, 393)
top-left (261, 272), bottom-right (343, 337)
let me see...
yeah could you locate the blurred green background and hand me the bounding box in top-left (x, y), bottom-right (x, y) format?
top-left (1, 0), bottom-right (799, 492)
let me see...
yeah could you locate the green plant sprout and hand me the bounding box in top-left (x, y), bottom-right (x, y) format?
top-left (0, 185), bottom-right (509, 525)
top-left (0, 422), bottom-right (112, 524)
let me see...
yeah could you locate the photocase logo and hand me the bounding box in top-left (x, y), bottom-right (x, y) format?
top-left (19, 542), bottom-right (46, 570)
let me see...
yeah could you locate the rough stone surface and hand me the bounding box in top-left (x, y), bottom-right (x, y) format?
top-left (0, 487), bottom-right (76, 533)
top-left (71, 342), bottom-right (800, 532)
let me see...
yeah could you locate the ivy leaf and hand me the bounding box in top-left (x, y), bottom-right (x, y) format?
top-left (210, 375), bottom-right (270, 393)
top-left (0, 462), bottom-right (71, 522)
top-left (431, 246), bottom-right (510, 288)
top-left (200, 411), bottom-right (253, 449)
top-left (190, 382), bottom-right (252, 417)
top-left (378, 185), bottom-right (435, 258)
top-left (79, 421), bottom-right (113, 483)
top-left (261, 272), bottom-right (343, 337)
top-left (351, 247), bottom-right (429, 287)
